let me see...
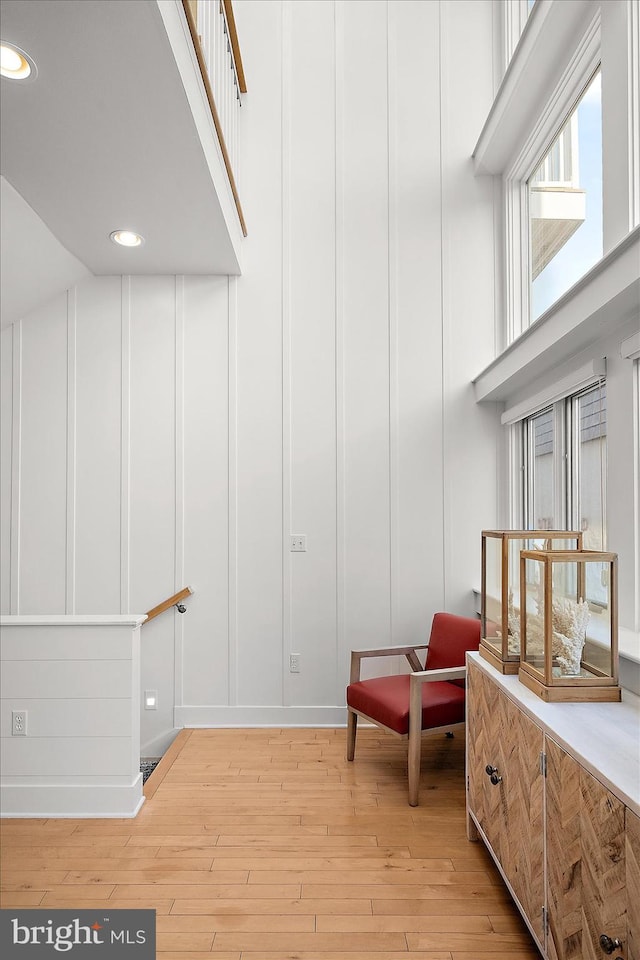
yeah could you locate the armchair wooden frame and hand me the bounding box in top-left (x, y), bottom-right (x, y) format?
top-left (347, 643), bottom-right (467, 807)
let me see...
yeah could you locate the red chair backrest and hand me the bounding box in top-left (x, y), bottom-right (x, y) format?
top-left (424, 612), bottom-right (481, 673)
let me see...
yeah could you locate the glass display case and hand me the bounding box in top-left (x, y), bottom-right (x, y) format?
top-left (518, 549), bottom-right (621, 702)
top-left (480, 530), bottom-right (582, 674)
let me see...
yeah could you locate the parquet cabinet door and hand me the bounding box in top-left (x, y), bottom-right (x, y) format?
top-left (627, 809), bottom-right (640, 960)
top-left (546, 737), bottom-right (626, 960)
top-left (467, 661), bottom-right (501, 844)
top-left (467, 662), bottom-right (545, 946)
top-left (503, 693), bottom-right (545, 947)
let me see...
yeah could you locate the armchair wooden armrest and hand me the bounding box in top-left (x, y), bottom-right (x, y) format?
top-left (409, 665), bottom-right (466, 684)
top-left (349, 644), bottom-right (429, 683)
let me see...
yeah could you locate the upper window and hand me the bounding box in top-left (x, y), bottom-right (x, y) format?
top-left (529, 69), bottom-right (603, 322)
top-left (519, 382), bottom-right (607, 560)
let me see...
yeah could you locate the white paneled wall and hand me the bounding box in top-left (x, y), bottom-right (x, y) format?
top-left (439, 0), bottom-right (501, 608)
top-left (0, 0), bottom-right (498, 750)
top-left (0, 278), bottom-right (232, 753)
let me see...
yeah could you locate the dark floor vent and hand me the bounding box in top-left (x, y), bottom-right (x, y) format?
top-left (140, 758), bottom-right (160, 783)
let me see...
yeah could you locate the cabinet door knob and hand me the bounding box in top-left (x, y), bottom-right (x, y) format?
top-left (599, 934), bottom-right (622, 954)
top-left (485, 765), bottom-right (498, 776)
top-left (490, 772), bottom-right (503, 785)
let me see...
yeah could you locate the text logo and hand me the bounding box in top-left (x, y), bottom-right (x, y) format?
top-left (0, 910), bottom-right (155, 958)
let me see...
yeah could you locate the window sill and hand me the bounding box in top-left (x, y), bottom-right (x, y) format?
top-left (473, 226), bottom-right (640, 403)
top-left (471, 589), bottom-right (640, 694)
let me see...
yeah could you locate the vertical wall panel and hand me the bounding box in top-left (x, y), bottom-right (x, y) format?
top-left (440, 0), bottom-right (498, 612)
top-left (335, 0), bottom-right (346, 693)
top-left (129, 276), bottom-right (176, 742)
top-left (287, 0), bottom-right (337, 705)
top-left (19, 294), bottom-right (68, 613)
top-left (234, 0), bottom-right (284, 705)
top-left (74, 277), bottom-right (122, 613)
top-left (340, 0), bottom-right (391, 652)
top-left (227, 276), bottom-right (239, 707)
top-left (182, 276), bottom-right (230, 706)
top-left (391, 0), bottom-right (445, 644)
top-left (65, 289), bottom-right (76, 613)
top-left (0, 326), bottom-right (13, 614)
top-left (10, 324), bottom-right (21, 615)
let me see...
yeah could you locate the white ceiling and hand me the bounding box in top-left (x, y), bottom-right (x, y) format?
top-left (0, 0), bottom-right (242, 288)
top-left (0, 176), bottom-right (90, 326)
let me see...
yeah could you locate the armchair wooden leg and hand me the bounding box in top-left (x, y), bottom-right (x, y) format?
top-left (346, 710), bottom-right (357, 761)
top-left (408, 674), bottom-right (423, 806)
top-left (408, 724), bottom-right (421, 806)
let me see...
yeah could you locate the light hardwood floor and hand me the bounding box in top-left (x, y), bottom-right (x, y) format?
top-left (0, 727), bottom-right (540, 959)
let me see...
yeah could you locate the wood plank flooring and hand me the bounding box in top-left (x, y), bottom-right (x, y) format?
top-left (0, 727), bottom-right (541, 959)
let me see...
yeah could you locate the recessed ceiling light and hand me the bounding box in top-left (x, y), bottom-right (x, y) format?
top-left (110, 230), bottom-right (145, 248)
top-left (0, 42), bottom-right (36, 80)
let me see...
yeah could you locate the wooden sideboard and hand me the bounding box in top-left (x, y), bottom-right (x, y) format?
top-left (466, 651), bottom-right (640, 960)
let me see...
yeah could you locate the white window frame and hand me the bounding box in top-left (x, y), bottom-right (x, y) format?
top-left (515, 377), bottom-right (607, 541)
top-left (502, 0), bottom-right (532, 72)
top-left (504, 13), bottom-right (601, 344)
top-left (520, 402), bottom-right (567, 531)
top-left (629, 0), bottom-right (640, 229)
top-left (567, 381), bottom-right (607, 549)
top-left (634, 357), bottom-right (640, 629)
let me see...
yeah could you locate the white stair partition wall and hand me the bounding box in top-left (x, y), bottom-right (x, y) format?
top-left (0, 614), bottom-right (147, 818)
top-left (197, 0), bottom-right (242, 184)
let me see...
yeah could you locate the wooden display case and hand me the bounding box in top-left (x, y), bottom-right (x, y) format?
top-left (480, 530), bottom-right (582, 675)
top-left (518, 549), bottom-right (621, 702)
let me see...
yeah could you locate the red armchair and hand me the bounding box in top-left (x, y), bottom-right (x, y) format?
top-left (346, 612), bottom-right (481, 806)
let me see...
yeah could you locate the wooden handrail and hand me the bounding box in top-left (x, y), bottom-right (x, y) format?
top-left (222, 0), bottom-right (247, 93)
top-left (181, 0), bottom-right (248, 237)
top-left (145, 586), bottom-right (193, 624)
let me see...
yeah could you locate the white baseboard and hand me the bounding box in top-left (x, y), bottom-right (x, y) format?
top-left (140, 727), bottom-right (183, 758)
top-left (174, 705), bottom-right (349, 727)
top-left (0, 775), bottom-right (144, 818)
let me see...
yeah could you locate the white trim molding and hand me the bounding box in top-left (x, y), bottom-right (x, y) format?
top-left (629, 0), bottom-right (640, 228)
top-left (0, 781), bottom-right (145, 819)
top-left (474, 225), bottom-right (640, 402)
top-left (621, 330), bottom-right (640, 361)
top-left (474, 0), bottom-right (598, 176)
top-left (501, 358), bottom-right (606, 424)
top-left (175, 705), bottom-right (348, 727)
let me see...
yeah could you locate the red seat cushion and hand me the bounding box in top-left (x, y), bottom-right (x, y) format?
top-left (346, 675), bottom-right (466, 736)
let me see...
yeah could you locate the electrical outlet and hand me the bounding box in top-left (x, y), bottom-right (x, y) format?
top-left (12, 711), bottom-right (27, 736)
top-left (290, 535), bottom-right (307, 552)
top-left (289, 653), bottom-right (301, 673)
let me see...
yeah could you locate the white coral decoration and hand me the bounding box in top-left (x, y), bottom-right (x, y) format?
top-left (551, 596), bottom-right (590, 675)
top-left (523, 580), bottom-right (590, 675)
top-left (507, 588), bottom-right (520, 655)
top-left (505, 575), bottom-right (590, 674)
